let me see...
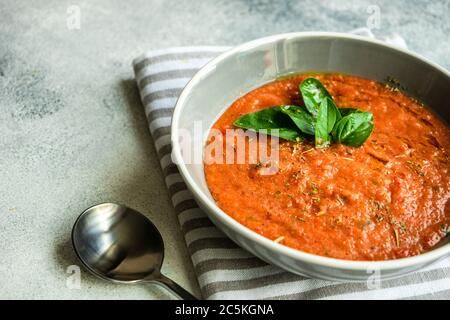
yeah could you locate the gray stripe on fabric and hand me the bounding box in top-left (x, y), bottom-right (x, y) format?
top-left (134, 51), bottom-right (222, 74)
top-left (195, 257), bottom-right (267, 276)
top-left (182, 217), bottom-right (214, 234)
top-left (156, 144), bottom-right (172, 159)
top-left (174, 199), bottom-right (198, 215)
top-left (202, 271), bottom-right (302, 298)
top-left (147, 108), bottom-right (174, 121)
top-left (152, 126), bottom-right (171, 141)
top-left (143, 88), bottom-right (182, 105)
top-left (168, 181), bottom-right (188, 198)
top-left (188, 237), bottom-right (240, 254)
top-left (266, 267), bottom-right (450, 300)
top-left (401, 289), bottom-right (450, 300)
top-left (163, 163), bottom-right (179, 176)
top-left (139, 68), bottom-right (200, 88)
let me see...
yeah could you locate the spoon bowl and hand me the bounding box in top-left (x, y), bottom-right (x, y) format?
top-left (72, 203), bottom-right (196, 299)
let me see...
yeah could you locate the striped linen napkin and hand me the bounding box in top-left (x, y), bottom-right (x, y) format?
top-left (132, 33), bottom-right (450, 300)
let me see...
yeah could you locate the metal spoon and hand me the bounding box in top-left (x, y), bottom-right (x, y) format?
top-left (71, 202), bottom-right (197, 300)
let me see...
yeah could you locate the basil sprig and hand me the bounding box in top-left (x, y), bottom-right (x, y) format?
top-left (233, 77), bottom-right (374, 148)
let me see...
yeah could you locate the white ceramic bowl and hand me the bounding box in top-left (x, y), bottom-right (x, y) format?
top-left (171, 32), bottom-right (450, 281)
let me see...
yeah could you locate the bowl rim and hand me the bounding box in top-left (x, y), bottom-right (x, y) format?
top-left (171, 31), bottom-right (450, 271)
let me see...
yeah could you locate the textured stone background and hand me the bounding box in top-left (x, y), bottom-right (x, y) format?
top-left (0, 0), bottom-right (449, 299)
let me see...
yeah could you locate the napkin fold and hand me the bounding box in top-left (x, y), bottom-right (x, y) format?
top-left (132, 30), bottom-right (450, 299)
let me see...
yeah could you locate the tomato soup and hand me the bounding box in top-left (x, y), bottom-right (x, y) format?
top-left (204, 73), bottom-right (450, 261)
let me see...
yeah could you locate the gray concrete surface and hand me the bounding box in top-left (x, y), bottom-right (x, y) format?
top-left (0, 0), bottom-right (449, 299)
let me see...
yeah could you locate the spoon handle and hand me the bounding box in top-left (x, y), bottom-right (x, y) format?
top-left (155, 274), bottom-right (198, 300)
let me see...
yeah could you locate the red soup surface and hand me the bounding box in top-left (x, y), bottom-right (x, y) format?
top-left (204, 73), bottom-right (450, 261)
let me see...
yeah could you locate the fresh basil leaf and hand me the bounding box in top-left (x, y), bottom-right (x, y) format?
top-left (280, 105), bottom-right (315, 135)
top-left (326, 98), bottom-right (341, 132)
top-left (264, 128), bottom-right (303, 141)
top-left (315, 102), bottom-right (330, 148)
top-left (314, 97), bottom-right (341, 148)
top-left (233, 107), bottom-right (302, 141)
top-left (331, 108), bottom-right (356, 141)
top-left (332, 115), bottom-right (349, 143)
top-left (333, 111), bottom-right (374, 147)
top-left (338, 107), bottom-right (359, 116)
top-left (300, 78), bottom-right (333, 117)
